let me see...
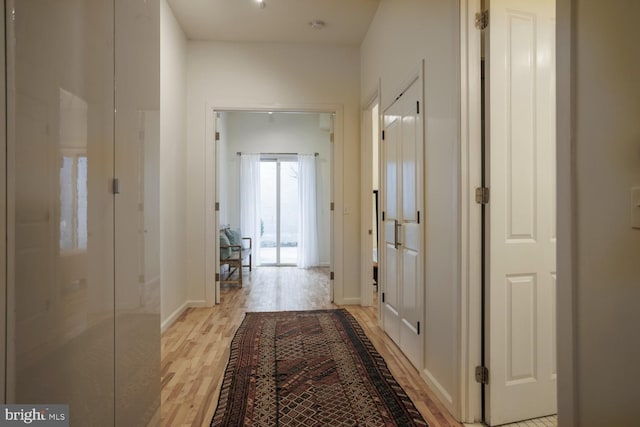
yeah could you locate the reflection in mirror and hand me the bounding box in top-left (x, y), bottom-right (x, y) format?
top-left (113, 0), bottom-right (161, 423)
top-left (59, 89), bottom-right (88, 253)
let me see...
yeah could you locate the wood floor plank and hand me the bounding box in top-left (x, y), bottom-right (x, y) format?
top-left (161, 267), bottom-right (462, 427)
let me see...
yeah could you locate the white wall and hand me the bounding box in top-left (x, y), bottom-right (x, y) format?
top-left (557, 1), bottom-right (640, 426)
top-left (361, 0), bottom-right (461, 416)
top-left (186, 42), bottom-right (361, 304)
top-left (160, 0), bottom-right (188, 328)
top-left (221, 112), bottom-right (332, 265)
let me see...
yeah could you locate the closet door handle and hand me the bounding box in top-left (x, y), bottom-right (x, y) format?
top-left (393, 219), bottom-right (398, 248)
top-left (393, 219), bottom-right (402, 249)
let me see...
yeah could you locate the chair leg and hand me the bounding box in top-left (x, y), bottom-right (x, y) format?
top-left (249, 254), bottom-right (252, 271)
top-left (239, 260), bottom-right (243, 288)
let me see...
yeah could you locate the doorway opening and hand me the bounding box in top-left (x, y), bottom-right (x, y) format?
top-left (209, 110), bottom-right (335, 304)
top-left (361, 95), bottom-right (380, 309)
top-left (371, 104), bottom-right (380, 307)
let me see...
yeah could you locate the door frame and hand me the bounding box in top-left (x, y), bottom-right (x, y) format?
top-left (460, 0), bottom-right (576, 424)
top-left (360, 89), bottom-right (380, 308)
top-left (204, 104), bottom-right (342, 306)
top-left (459, 0), bottom-right (483, 422)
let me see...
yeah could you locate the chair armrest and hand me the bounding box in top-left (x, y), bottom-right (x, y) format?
top-left (220, 244), bottom-right (242, 251)
top-left (242, 237), bottom-right (252, 249)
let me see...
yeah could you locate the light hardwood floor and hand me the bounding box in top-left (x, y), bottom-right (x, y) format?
top-left (161, 267), bottom-right (462, 427)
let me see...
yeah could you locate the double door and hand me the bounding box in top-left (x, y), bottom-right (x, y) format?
top-left (5, 0), bottom-right (160, 425)
top-left (381, 77), bottom-right (424, 369)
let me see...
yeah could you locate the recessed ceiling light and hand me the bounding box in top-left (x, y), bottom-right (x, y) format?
top-left (308, 20), bottom-right (326, 30)
top-left (255, 0), bottom-right (266, 8)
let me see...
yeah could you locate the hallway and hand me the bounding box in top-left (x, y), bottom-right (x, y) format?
top-left (160, 267), bottom-right (460, 426)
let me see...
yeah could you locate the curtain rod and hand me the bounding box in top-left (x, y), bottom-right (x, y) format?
top-left (237, 152), bottom-right (319, 157)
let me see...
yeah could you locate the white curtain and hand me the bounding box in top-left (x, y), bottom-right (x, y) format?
top-left (297, 154), bottom-right (319, 268)
top-left (240, 154), bottom-right (261, 268)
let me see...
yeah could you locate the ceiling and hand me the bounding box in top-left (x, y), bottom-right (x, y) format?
top-left (167, 0), bottom-right (380, 46)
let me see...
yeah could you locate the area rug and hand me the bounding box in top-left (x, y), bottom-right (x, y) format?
top-left (211, 309), bottom-right (428, 426)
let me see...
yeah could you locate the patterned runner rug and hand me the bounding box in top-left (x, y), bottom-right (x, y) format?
top-left (211, 309), bottom-right (428, 426)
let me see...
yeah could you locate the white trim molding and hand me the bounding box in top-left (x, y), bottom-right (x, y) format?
top-left (422, 369), bottom-right (455, 410)
top-left (161, 300), bottom-right (209, 334)
top-left (459, 0), bottom-right (483, 423)
top-left (359, 91), bottom-right (379, 308)
top-left (161, 301), bottom-right (190, 334)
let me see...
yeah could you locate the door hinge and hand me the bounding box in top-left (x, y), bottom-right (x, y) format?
top-left (215, 202), bottom-right (220, 212)
top-left (381, 292), bottom-right (385, 303)
top-left (416, 101), bottom-right (420, 115)
top-left (381, 130), bottom-right (385, 141)
top-left (475, 365), bottom-right (489, 384)
top-left (330, 271), bottom-right (335, 280)
top-left (215, 273), bottom-right (220, 282)
top-left (215, 131), bottom-right (220, 141)
top-left (417, 211), bottom-right (420, 224)
top-left (475, 187), bottom-right (490, 204)
top-left (382, 211), bottom-right (385, 221)
top-left (330, 133), bottom-right (334, 143)
top-left (416, 321), bottom-right (420, 335)
top-left (475, 10), bottom-right (488, 30)
top-left (112, 178), bottom-right (120, 194)
top-left (330, 202), bottom-right (335, 211)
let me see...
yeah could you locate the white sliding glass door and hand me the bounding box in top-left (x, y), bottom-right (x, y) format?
top-left (259, 157), bottom-right (299, 265)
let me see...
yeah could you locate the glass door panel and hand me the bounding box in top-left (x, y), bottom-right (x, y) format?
top-left (258, 157), bottom-right (299, 265)
top-left (259, 161), bottom-right (277, 264)
top-left (279, 161), bottom-right (299, 264)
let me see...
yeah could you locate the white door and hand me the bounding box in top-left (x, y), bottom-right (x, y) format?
top-left (381, 78), bottom-right (423, 369)
top-left (486, 0), bottom-right (556, 425)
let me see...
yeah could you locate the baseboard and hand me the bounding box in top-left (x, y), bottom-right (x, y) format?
top-left (161, 300), bottom-right (209, 333)
top-left (161, 301), bottom-right (189, 333)
top-left (421, 368), bottom-right (456, 415)
top-left (187, 299), bottom-right (207, 307)
top-left (341, 297), bottom-right (361, 305)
